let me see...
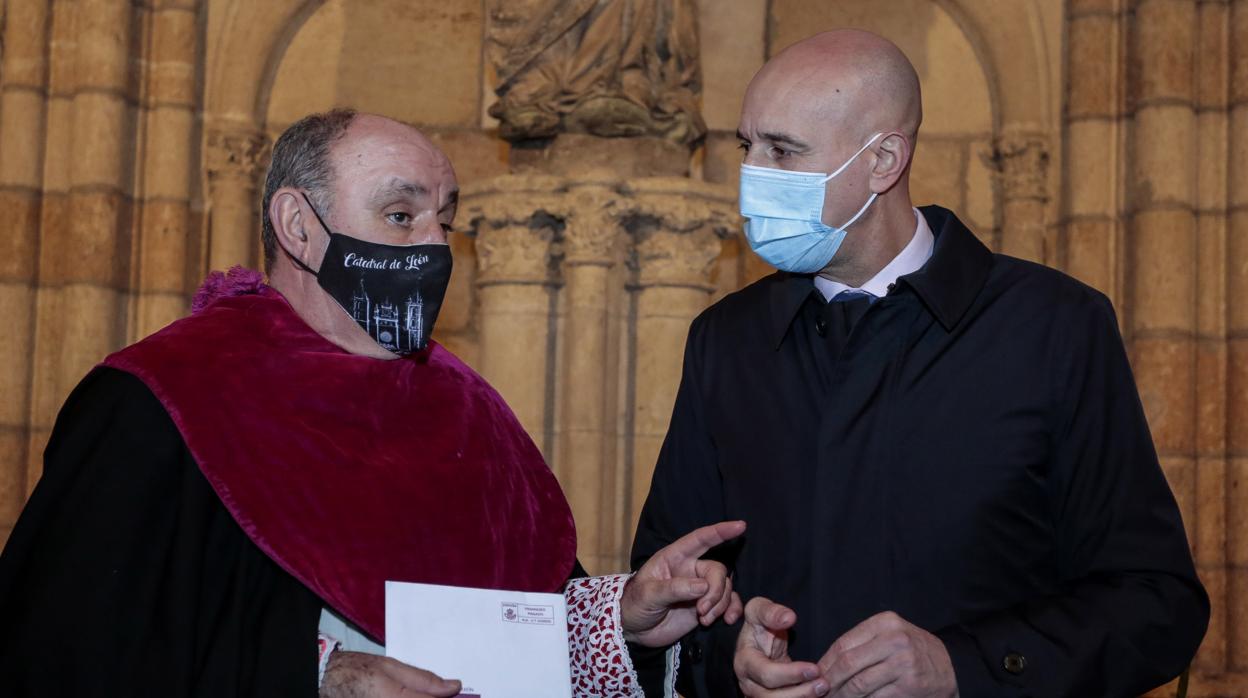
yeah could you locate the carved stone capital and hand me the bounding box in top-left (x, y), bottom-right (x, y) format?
top-left (624, 179), bottom-right (735, 289)
top-left (563, 185), bottom-right (623, 265)
top-left (625, 177), bottom-right (741, 233)
top-left (205, 126), bottom-right (269, 184)
top-left (991, 135), bottom-right (1049, 201)
top-left (475, 223), bottom-right (556, 286)
top-left (633, 226), bottom-right (722, 291)
top-left (462, 174), bottom-right (736, 290)
top-left (462, 176), bottom-right (569, 286)
top-left (461, 175), bottom-right (571, 221)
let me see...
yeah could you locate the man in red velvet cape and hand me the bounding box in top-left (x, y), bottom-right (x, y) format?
top-left (0, 110), bottom-right (745, 697)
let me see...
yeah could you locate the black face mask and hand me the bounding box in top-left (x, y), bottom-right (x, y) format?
top-left (284, 192), bottom-right (453, 356)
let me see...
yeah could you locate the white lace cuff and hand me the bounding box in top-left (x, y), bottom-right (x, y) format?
top-left (565, 573), bottom-right (680, 697)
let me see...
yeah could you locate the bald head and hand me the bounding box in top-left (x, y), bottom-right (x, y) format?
top-left (261, 110), bottom-right (456, 270)
top-left (320, 111), bottom-right (457, 240)
top-left (337, 113), bottom-right (449, 170)
top-left (737, 30), bottom-right (925, 282)
top-left (744, 30), bottom-right (922, 149)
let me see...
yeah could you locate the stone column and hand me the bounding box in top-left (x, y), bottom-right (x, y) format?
top-left (1227, 0), bottom-right (1248, 677)
top-left (627, 184), bottom-right (732, 536)
top-left (133, 0), bottom-right (200, 339)
top-left (468, 183), bottom-right (562, 448)
top-left (554, 185), bottom-right (624, 573)
top-left (0, 0), bottom-right (50, 544)
top-left (1126, 0), bottom-right (1199, 563)
top-left (993, 134), bottom-right (1050, 264)
top-left (26, 0), bottom-right (135, 488)
top-left (1061, 0), bottom-right (1125, 304)
top-left (1125, 3), bottom-right (1224, 689)
top-left (1192, 0), bottom-right (1232, 677)
top-left (205, 125), bottom-right (267, 271)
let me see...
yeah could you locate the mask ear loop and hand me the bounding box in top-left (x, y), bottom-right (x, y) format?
top-left (837, 192), bottom-right (878, 230)
top-left (823, 133), bottom-right (884, 230)
top-left (820, 132), bottom-right (884, 182)
top-left (278, 191), bottom-right (332, 276)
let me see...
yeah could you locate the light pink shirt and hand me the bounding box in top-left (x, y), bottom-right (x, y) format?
top-left (814, 208), bottom-right (935, 301)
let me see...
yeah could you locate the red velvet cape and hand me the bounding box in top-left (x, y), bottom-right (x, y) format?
top-left (100, 268), bottom-right (576, 642)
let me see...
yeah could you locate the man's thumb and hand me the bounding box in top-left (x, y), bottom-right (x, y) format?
top-left (746, 597), bottom-right (797, 631)
top-left (645, 577), bottom-right (710, 608)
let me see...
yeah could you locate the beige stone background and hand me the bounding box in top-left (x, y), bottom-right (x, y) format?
top-left (0, 0), bottom-right (1243, 694)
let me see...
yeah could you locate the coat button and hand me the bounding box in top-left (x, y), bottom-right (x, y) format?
top-left (685, 642), bottom-right (703, 664)
top-left (1003, 653), bottom-right (1027, 675)
top-left (814, 315), bottom-right (828, 337)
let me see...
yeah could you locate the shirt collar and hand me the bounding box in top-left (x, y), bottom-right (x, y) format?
top-left (813, 208), bottom-right (934, 300)
top-left (767, 205), bottom-right (994, 348)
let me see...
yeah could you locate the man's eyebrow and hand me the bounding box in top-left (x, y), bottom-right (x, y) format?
top-left (371, 178), bottom-right (429, 202)
top-left (759, 131), bottom-right (810, 149)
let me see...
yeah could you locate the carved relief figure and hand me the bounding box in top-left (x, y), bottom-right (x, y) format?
top-left (487, 0), bottom-right (706, 145)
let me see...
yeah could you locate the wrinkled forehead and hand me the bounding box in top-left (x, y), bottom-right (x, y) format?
top-left (330, 120), bottom-right (457, 193)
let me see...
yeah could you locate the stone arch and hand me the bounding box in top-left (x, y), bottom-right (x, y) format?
top-left (930, 0), bottom-right (1059, 262)
top-left (200, 0), bottom-right (325, 271)
top-left (933, 0), bottom-right (1057, 135)
top-left (261, 2), bottom-right (488, 136)
top-left (203, 0), bottom-right (326, 131)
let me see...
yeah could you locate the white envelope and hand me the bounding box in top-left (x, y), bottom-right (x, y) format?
top-left (385, 581), bottom-right (573, 698)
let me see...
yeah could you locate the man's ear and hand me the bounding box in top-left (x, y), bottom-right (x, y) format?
top-left (869, 132), bottom-right (912, 194)
top-left (270, 188), bottom-right (311, 263)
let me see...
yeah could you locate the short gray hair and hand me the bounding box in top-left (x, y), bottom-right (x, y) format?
top-left (260, 108), bottom-right (358, 271)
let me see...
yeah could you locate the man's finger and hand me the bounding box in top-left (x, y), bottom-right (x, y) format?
top-left (735, 648), bottom-right (825, 691)
top-left (739, 674), bottom-right (831, 698)
top-left (827, 660), bottom-right (897, 698)
top-left (700, 573), bottom-right (734, 624)
top-left (636, 576), bottom-right (711, 610)
top-left (824, 611), bottom-right (897, 658)
top-left (725, 591), bottom-right (744, 624)
top-left (745, 596), bottom-right (798, 632)
top-left (819, 636), bottom-right (893, 693)
top-left (662, 520), bottom-right (747, 562)
top-left (378, 656), bottom-right (462, 696)
top-left (694, 559), bottom-right (730, 617)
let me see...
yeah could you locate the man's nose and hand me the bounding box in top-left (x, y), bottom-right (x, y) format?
top-left (414, 218), bottom-right (448, 245)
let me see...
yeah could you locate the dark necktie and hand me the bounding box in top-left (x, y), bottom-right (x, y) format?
top-left (830, 289), bottom-right (875, 330)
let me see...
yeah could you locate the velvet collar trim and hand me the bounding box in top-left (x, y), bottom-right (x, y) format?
top-left (101, 268), bottom-right (576, 641)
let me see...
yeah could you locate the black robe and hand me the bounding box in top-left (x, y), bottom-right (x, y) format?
top-left (0, 368), bottom-right (322, 696)
top-left (0, 368), bottom-right (668, 696)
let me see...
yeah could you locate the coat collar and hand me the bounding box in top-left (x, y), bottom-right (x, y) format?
top-left (767, 205), bottom-right (994, 348)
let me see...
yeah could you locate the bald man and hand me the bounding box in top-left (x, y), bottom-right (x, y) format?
top-left (631, 30), bottom-right (1208, 697)
top-left (0, 110), bottom-right (747, 697)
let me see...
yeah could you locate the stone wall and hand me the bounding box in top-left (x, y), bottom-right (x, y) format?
top-left (0, 0), bottom-right (205, 553)
top-left (0, 0), bottom-right (1242, 693)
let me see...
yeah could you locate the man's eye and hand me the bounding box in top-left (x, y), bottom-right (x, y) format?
top-left (737, 141), bottom-right (750, 152)
top-left (768, 146), bottom-right (788, 159)
top-left (387, 212), bottom-right (412, 225)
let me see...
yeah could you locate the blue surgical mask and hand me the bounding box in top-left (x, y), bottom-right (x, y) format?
top-left (739, 133), bottom-right (882, 273)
